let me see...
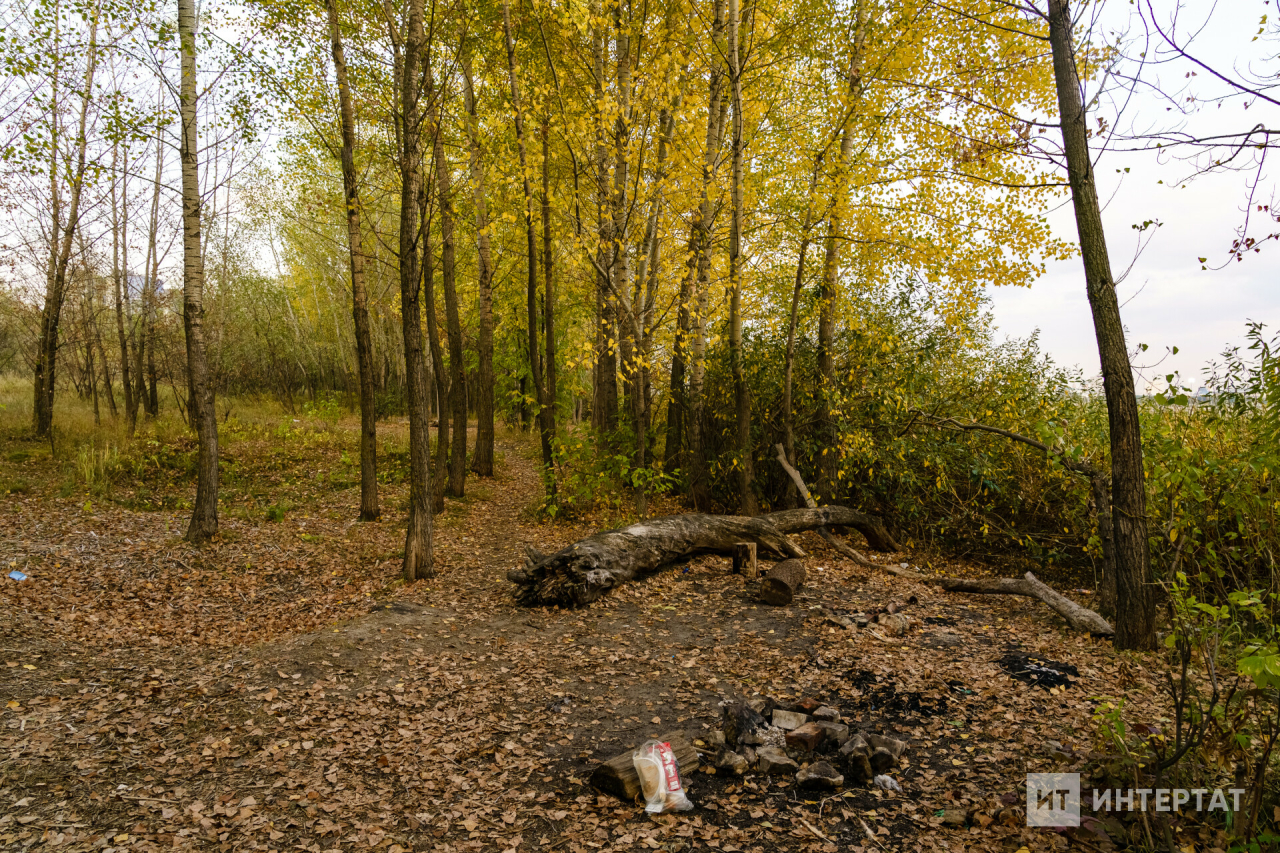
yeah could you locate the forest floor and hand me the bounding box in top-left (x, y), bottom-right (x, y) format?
top-left (0, 407), bottom-right (1222, 852)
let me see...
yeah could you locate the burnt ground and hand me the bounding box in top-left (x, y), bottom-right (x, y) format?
top-left (0, 419), bottom-right (1215, 852)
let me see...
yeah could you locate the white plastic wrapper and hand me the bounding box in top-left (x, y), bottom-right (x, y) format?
top-left (632, 740), bottom-right (694, 813)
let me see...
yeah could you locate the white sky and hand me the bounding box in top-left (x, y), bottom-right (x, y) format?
top-left (987, 0), bottom-right (1279, 389)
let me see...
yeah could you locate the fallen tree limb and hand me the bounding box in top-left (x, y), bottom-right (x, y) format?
top-left (774, 442), bottom-right (1114, 636)
top-left (774, 444), bottom-right (880, 566)
top-left (507, 506), bottom-right (898, 607)
top-left (867, 550), bottom-right (1112, 635)
top-left (909, 411), bottom-right (1117, 618)
top-left (931, 572), bottom-right (1113, 635)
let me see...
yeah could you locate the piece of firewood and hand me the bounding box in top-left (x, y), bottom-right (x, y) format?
top-left (733, 542), bottom-right (758, 579)
top-left (759, 559), bottom-right (807, 606)
top-left (590, 732), bottom-right (700, 801)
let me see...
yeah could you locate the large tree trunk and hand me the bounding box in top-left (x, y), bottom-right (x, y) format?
top-left (325, 0), bottom-right (379, 521)
top-left (1047, 0), bottom-right (1153, 650)
top-left (430, 67), bottom-right (468, 499)
top-left (726, 0), bottom-right (756, 516)
top-left (508, 506), bottom-right (897, 606)
top-left (178, 0), bottom-right (219, 543)
top-left (396, 0), bottom-right (434, 580)
top-left (462, 53), bottom-right (495, 478)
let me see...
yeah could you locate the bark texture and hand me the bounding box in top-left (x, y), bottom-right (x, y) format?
top-left (396, 0), bottom-right (434, 580)
top-left (773, 443), bottom-right (880, 565)
top-left (726, 0), bottom-right (757, 516)
top-left (759, 558), bottom-right (806, 606)
top-left (178, 0), bottom-right (218, 543)
top-left (507, 506), bottom-right (896, 607)
top-left (431, 70), bottom-right (468, 499)
top-left (1047, 0), bottom-right (1153, 649)
top-left (33, 14), bottom-right (100, 437)
top-left (326, 0), bottom-right (379, 521)
top-left (462, 54), bottom-right (495, 477)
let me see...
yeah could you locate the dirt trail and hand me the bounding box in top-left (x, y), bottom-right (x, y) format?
top-left (1, 425), bottom-right (1157, 852)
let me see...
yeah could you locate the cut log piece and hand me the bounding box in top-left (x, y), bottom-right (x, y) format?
top-left (590, 732), bottom-right (699, 801)
top-left (507, 507), bottom-right (896, 607)
top-left (759, 559), bottom-right (807, 606)
top-left (721, 701), bottom-right (767, 747)
top-left (733, 542), bottom-right (758, 579)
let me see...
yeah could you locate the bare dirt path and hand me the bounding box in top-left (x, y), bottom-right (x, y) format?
top-left (1, 422), bottom-right (1171, 852)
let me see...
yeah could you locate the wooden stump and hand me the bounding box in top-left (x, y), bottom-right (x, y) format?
top-left (759, 559), bottom-right (806, 606)
top-left (733, 542), bottom-right (758, 579)
top-left (590, 732), bottom-right (700, 801)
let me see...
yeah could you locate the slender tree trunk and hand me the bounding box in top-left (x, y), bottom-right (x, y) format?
top-left (429, 66), bottom-right (468, 498)
top-left (816, 12), bottom-right (864, 503)
top-left (540, 121), bottom-right (557, 496)
top-left (502, 0), bottom-right (555, 492)
top-left (591, 0), bottom-right (618, 436)
top-left (178, 0), bottom-right (218, 542)
top-left (394, 0), bottom-right (434, 580)
top-left (33, 12), bottom-right (100, 437)
top-left (462, 53), bottom-right (495, 477)
top-left (726, 0), bottom-right (757, 516)
top-left (139, 121), bottom-right (163, 421)
top-left (95, 294), bottom-right (116, 417)
top-left (111, 142), bottom-right (136, 432)
top-left (684, 0), bottom-right (727, 510)
top-left (632, 106), bottom-right (676, 515)
top-left (611, 0), bottom-right (638, 477)
top-left (783, 160), bottom-right (822, 508)
top-left (84, 288), bottom-right (100, 425)
top-left (325, 0), bottom-right (379, 521)
top-left (1047, 0), bottom-right (1153, 650)
top-left (664, 255), bottom-right (692, 475)
top-left (421, 187), bottom-right (449, 514)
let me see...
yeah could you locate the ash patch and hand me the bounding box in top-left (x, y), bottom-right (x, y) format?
top-left (844, 669), bottom-right (948, 718)
top-left (997, 651), bottom-right (1078, 690)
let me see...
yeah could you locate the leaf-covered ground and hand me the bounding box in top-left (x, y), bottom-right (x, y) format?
top-left (0, 419), bottom-right (1219, 852)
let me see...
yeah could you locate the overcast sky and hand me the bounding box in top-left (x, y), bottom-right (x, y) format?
top-left (987, 0), bottom-right (1278, 390)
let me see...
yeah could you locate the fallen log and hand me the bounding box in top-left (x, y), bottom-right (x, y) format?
top-left (591, 732), bottom-right (699, 801)
top-left (507, 506), bottom-right (898, 607)
top-left (759, 559), bottom-right (807, 606)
